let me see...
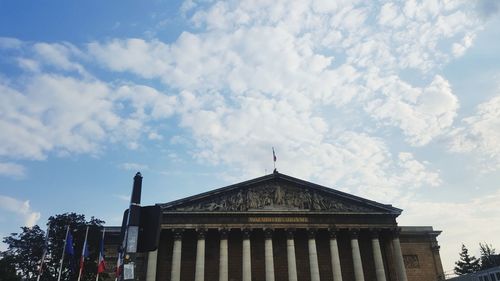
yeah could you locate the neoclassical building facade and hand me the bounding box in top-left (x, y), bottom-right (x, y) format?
top-left (106, 172), bottom-right (444, 281)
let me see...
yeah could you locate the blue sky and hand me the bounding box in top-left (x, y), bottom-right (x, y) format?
top-left (1, 0), bottom-right (500, 275)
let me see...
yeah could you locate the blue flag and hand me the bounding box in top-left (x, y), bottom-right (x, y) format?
top-left (65, 231), bottom-right (74, 256)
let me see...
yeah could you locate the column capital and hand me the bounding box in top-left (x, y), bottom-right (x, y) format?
top-left (307, 228), bottom-right (317, 239)
top-left (242, 228), bottom-right (252, 239)
top-left (264, 228), bottom-right (273, 239)
top-left (370, 228), bottom-right (381, 239)
top-left (173, 228), bottom-right (183, 240)
top-left (197, 228), bottom-right (207, 239)
top-left (219, 228), bottom-right (229, 239)
top-left (286, 228), bottom-right (295, 239)
top-left (390, 227), bottom-right (401, 239)
top-left (350, 228), bottom-right (360, 239)
top-left (328, 228), bottom-right (338, 239)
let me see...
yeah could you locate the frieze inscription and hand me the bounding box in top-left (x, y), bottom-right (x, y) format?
top-left (248, 217), bottom-right (308, 223)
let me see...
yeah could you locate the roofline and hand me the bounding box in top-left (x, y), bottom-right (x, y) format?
top-left (159, 171), bottom-right (402, 215)
top-left (399, 226), bottom-right (442, 237)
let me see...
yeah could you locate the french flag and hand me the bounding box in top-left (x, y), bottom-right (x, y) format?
top-left (97, 230), bottom-right (106, 274)
top-left (79, 239), bottom-right (89, 275)
top-left (77, 226), bottom-right (90, 281)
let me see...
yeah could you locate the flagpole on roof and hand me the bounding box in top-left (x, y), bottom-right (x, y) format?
top-left (36, 222), bottom-right (51, 281)
top-left (272, 147), bottom-right (277, 172)
top-left (77, 226), bottom-right (90, 281)
top-left (57, 225), bottom-right (71, 281)
top-left (96, 228), bottom-right (106, 281)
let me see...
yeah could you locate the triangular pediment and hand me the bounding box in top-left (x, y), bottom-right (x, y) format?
top-left (160, 173), bottom-right (401, 214)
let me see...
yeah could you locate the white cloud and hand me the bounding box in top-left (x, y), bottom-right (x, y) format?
top-left (88, 39), bottom-right (170, 79)
top-left (172, 91), bottom-right (439, 202)
top-left (0, 70), bottom-right (177, 165)
top-left (448, 95), bottom-right (500, 172)
top-left (365, 74), bottom-right (459, 146)
top-left (0, 37), bottom-right (22, 49)
top-left (77, 0), bottom-right (488, 198)
top-left (113, 194), bottom-right (131, 202)
top-left (118, 162), bottom-right (149, 172)
top-left (452, 33), bottom-right (475, 57)
top-left (16, 57), bottom-right (40, 72)
top-left (87, 0), bottom-right (480, 149)
top-left (0, 75), bottom-right (118, 160)
top-left (0, 195), bottom-right (41, 227)
top-left (33, 42), bottom-right (87, 75)
top-left (0, 162), bottom-right (26, 179)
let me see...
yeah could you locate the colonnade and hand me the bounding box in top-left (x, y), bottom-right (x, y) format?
top-left (147, 228), bottom-right (408, 281)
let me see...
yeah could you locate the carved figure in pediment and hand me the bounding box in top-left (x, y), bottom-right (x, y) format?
top-left (169, 181), bottom-right (375, 212)
top-left (312, 192), bottom-right (325, 210)
top-left (247, 189), bottom-right (258, 209)
top-left (274, 185), bottom-right (285, 205)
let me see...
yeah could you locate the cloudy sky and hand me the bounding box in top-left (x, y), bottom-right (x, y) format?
top-left (1, 0), bottom-right (500, 275)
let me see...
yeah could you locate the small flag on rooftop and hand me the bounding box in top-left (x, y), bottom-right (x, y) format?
top-left (272, 147), bottom-right (277, 172)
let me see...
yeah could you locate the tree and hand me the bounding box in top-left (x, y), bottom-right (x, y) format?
top-left (44, 213), bottom-right (105, 281)
top-left (454, 244), bottom-right (480, 275)
top-left (1, 213), bottom-right (105, 281)
top-left (479, 243), bottom-right (500, 270)
top-left (2, 225), bottom-right (45, 281)
top-left (0, 252), bottom-right (21, 281)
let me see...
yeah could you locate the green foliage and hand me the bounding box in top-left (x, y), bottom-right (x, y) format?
top-left (479, 243), bottom-right (500, 270)
top-left (454, 244), bottom-right (481, 275)
top-left (1, 213), bottom-right (106, 281)
top-left (0, 252), bottom-right (21, 281)
top-left (2, 225), bottom-right (45, 281)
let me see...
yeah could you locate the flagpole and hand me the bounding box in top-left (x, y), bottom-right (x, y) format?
top-left (96, 228), bottom-right (106, 281)
top-left (115, 246), bottom-right (122, 281)
top-left (57, 225), bottom-right (70, 281)
top-left (78, 226), bottom-right (90, 281)
top-left (272, 147), bottom-right (277, 171)
top-left (37, 223), bottom-right (51, 281)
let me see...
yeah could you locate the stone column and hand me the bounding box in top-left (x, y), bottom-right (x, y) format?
top-left (350, 229), bottom-right (365, 281)
top-left (392, 229), bottom-right (408, 281)
top-left (146, 250), bottom-right (158, 281)
top-left (264, 229), bottom-right (275, 281)
top-left (307, 229), bottom-right (321, 281)
top-left (286, 229), bottom-right (298, 281)
top-left (195, 229), bottom-right (206, 281)
top-left (170, 229), bottom-right (183, 281)
top-left (242, 228), bottom-right (252, 281)
top-left (329, 229), bottom-right (343, 281)
top-left (219, 229), bottom-right (229, 281)
top-left (371, 230), bottom-right (386, 281)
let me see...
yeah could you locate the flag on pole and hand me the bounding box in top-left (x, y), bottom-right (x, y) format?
top-left (58, 226), bottom-right (74, 281)
top-left (79, 243), bottom-right (89, 273)
top-left (37, 223), bottom-right (50, 281)
top-left (273, 147), bottom-right (277, 162)
top-left (97, 229), bottom-right (106, 274)
top-left (115, 246), bottom-right (123, 280)
top-left (65, 230), bottom-right (75, 256)
top-left (77, 226), bottom-right (90, 281)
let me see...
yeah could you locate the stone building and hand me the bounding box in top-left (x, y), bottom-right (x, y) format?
top-left (105, 172), bottom-right (444, 281)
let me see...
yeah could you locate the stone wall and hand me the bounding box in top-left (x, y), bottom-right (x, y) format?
top-left (400, 230), bottom-right (445, 281)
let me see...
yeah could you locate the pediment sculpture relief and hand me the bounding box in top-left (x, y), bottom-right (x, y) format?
top-left (170, 182), bottom-right (373, 212)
